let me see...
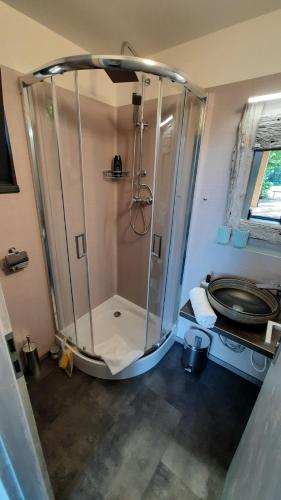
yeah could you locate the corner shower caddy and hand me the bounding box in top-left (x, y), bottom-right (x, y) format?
top-left (102, 169), bottom-right (129, 180)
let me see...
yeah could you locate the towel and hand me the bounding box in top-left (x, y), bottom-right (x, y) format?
top-left (189, 287), bottom-right (217, 329)
top-left (95, 334), bottom-right (143, 375)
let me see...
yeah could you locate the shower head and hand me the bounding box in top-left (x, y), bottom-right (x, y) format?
top-left (105, 69), bottom-right (139, 83)
top-left (105, 40), bottom-right (139, 83)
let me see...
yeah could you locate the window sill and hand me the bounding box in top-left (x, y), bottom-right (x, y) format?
top-left (244, 240), bottom-right (281, 259)
top-left (0, 184), bottom-right (20, 194)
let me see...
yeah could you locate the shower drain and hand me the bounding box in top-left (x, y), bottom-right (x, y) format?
top-left (114, 311), bottom-right (121, 317)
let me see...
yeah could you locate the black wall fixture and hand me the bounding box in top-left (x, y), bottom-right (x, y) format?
top-left (0, 69), bottom-right (19, 194)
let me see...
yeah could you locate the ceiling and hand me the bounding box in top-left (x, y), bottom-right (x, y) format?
top-left (3, 0), bottom-right (281, 55)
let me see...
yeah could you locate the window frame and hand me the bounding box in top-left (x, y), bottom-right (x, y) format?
top-left (225, 102), bottom-right (281, 245)
top-left (243, 149), bottom-right (281, 225)
top-left (0, 69), bottom-right (19, 194)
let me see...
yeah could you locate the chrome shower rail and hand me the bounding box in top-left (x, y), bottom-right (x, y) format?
top-left (121, 41), bottom-right (139, 57)
top-left (20, 54), bottom-right (207, 99)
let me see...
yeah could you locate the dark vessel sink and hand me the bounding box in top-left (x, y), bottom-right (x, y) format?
top-left (207, 277), bottom-right (280, 325)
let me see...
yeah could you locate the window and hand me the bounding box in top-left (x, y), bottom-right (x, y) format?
top-left (226, 96), bottom-right (281, 244)
top-left (243, 150), bottom-right (281, 225)
top-left (0, 70), bottom-right (19, 194)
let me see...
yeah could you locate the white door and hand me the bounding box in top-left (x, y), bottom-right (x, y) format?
top-left (222, 344), bottom-right (281, 500)
top-left (0, 283), bottom-right (53, 499)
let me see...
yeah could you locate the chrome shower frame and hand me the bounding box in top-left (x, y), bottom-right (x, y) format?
top-left (20, 54), bottom-right (206, 99)
top-left (20, 54), bottom-right (207, 379)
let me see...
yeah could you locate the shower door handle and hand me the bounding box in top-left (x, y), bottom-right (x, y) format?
top-left (152, 234), bottom-right (162, 259)
top-left (75, 233), bottom-right (87, 259)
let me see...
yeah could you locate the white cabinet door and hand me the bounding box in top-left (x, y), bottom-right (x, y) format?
top-left (223, 344), bottom-right (281, 500)
top-left (0, 283), bottom-right (53, 499)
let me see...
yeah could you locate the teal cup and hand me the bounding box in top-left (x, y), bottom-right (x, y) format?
top-left (232, 228), bottom-right (249, 248)
top-left (216, 225), bottom-right (232, 245)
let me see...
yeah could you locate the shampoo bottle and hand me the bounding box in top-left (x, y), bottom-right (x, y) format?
top-left (113, 155), bottom-right (122, 177)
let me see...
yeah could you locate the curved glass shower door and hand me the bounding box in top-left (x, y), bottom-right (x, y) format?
top-left (26, 81), bottom-right (77, 345)
top-left (52, 73), bottom-right (93, 354)
top-left (25, 73), bottom-right (94, 353)
top-left (23, 63), bottom-right (205, 375)
top-left (145, 79), bottom-right (185, 349)
top-left (77, 69), bottom-right (160, 366)
top-left (145, 80), bottom-right (205, 350)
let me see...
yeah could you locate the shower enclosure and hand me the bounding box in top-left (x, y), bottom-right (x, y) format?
top-left (21, 54), bottom-right (206, 379)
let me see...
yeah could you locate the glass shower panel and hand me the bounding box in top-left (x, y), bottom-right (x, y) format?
top-left (145, 80), bottom-right (186, 350)
top-left (113, 73), bottom-right (160, 353)
top-left (28, 82), bottom-right (76, 344)
top-left (77, 69), bottom-right (118, 317)
top-left (162, 93), bottom-right (204, 332)
top-left (52, 73), bottom-right (93, 354)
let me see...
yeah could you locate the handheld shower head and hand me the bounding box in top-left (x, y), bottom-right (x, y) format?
top-left (132, 93), bottom-right (142, 106)
top-left (132, 93), bottom-right (142, 126)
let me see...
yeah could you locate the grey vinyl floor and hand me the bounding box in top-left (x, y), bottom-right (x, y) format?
top-left (27, 344), bottom-right (259, 500)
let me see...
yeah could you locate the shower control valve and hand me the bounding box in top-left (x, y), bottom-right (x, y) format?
top-left (136, 121), bottom-right (149, 129)
top-left (130, 196), bottom-right (153, 207)
top-left (138, 169), bottom-right (147, 177)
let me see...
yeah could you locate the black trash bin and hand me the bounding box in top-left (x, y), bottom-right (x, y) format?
top-left (182, 327), bottom-right (211, 373)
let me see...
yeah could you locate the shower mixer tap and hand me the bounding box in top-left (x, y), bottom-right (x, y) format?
top-left (130, 196), bottom-right (153, 207)
top-left (137, 169), bottom-right (147, 177)
top-left (136, 121), bottom-right (148, 128)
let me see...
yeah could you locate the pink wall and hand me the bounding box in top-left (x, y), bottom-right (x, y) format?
top-left (80, 93), bottom-right (118, 307)
top-left (182, 72), bottom-right (281, 304)
top-left (2, 61), bottom-right (280, 358)
top-left (31, 82), bottom-right (118, 334)
top-left (116, 90), bottom-right (190, 322)
top-left (0, 66), bottom-right (55, 356)
top-left (116, 101), bottom-right (155, 309)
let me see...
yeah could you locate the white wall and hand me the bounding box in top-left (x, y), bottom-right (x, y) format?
top-left (175, 73), bottom-right (281, 381)
top-left (177, 317), bottom-right (267, 383)
top-left (1, 1), bottom-right (281, 106)
top-left (0, 1), bottom-right (116, 105)
top-left (181, 73), bottom-right (281, 304)
top-left (0, 1), bottom-right (280, 365)
top-left (152, 9), bottom-right (281, 90)
top-left (0, 66), bottom-right (55, 356)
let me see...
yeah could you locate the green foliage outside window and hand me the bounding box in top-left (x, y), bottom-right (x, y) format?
top-left (260, 150), bottom-right (281, 199)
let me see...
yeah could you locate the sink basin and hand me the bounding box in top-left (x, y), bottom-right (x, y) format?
top-left (207, 277), bottom-right (280, 325)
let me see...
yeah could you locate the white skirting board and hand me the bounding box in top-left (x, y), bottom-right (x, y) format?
top-left (176, 316), bottom-right (269, 385)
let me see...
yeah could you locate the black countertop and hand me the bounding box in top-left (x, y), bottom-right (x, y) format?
top-left (180, 301), bottom-right (281, 358)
